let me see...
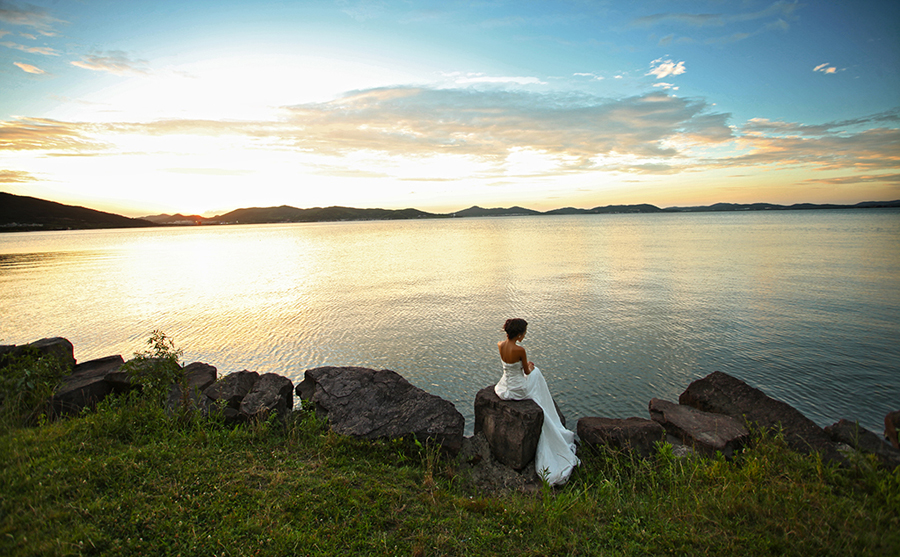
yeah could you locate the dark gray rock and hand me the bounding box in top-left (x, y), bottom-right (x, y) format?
top-left (826, 419), bottom-right (900, 470)
top-left (473, 386), bottom-right (543, 470)
top-left (240, 373), bottom-right (294, 421)
top-left (166, 362), bottom-right (218, 415)
top-left (456, 432), bottom-right (540, 492)
top-left (297, 366), bottom-right (465, 455)
top-left (679, 371), bottom-right (846, 465)
top-left (203, 370), bottom-right (260, 409)
top-left (577, 417), bottom-right (665, 458)
top-left (1, 337), bottom-right (76, 371)
top-left (51, 355), bottom-right (125, 416)
top-left (885, 411), bottom-right (900, 450)
top-left (649, 398), bottom-right (749, 458)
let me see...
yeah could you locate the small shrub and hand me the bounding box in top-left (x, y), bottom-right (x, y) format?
top-left (0, 348), bottom-right (68, 426)
top-left (120, 330), bottom-right (184, 405)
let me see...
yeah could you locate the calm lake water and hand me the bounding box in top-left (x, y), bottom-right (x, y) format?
top-left (1, 210), bottom-right (898, 436)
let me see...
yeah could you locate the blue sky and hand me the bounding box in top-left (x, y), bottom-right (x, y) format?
top-left (1, 0), bottom-right (898, 216)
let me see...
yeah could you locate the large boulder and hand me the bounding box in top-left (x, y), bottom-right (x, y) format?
top-left (474, 386), bottom-right (543, 470)
top-left (649, 398), bottom-right (749, 458)
top-left (297, 366), bottom-right (465, 455)
top-left (204, 370), bottom-right (260, 408)
top-left (1, 337), bottom-right (76, 371)
top-left (885, 411), bottom-right (900, 450)
top-left (166, 362), bottom-right (218, 415)
top-left (577, 417), bottom-right (665, 458)
top-left (51, 355), bottom-right (125, 416)
top-left (240, 373), bottom-right (294, 421)
top-left (455, 432), bottom-right (540, 492)
top-left (826, 419), bottom-right (900, 470)
top-left (679, 371), bottom-right (845, 465)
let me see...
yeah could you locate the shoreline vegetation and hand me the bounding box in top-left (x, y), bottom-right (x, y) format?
top-left (1, 337), bottom-right (898, 555)
top-left (2, 191), bottom-right (899, 232)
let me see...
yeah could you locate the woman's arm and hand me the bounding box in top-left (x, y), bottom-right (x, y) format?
top-left (519, 348), bottom-right (534, 375)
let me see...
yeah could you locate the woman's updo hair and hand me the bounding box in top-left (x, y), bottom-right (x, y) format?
top-left (503, 318), bottom-right (528, 340)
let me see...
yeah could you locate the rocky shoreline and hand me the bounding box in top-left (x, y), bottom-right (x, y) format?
top-left (4, 336), bottom-right (899, 489)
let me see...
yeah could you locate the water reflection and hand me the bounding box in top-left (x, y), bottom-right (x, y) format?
top-left (1, 211), bottom-right (898, 436)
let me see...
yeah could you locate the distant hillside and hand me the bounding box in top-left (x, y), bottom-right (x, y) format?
top-left (448, 206), bottom-right (541, 217)
top-left (0, 192), bottom-right (156, 232)
top-left (211, 205), bottom-right (435, 224)
top-left (142, 213), bottom-right (212, 225)
top-left (4, 193), bottom-right (898, 233)
top-left (664, 200), bottom-right (900, 212)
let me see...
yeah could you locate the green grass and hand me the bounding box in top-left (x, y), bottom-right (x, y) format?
top-left (1, 394), bottom-right (897, 556)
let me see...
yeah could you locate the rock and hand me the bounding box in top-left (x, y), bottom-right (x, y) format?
top-left (51, 355), bottom-right (125, 416)
top-left (885, 411), bottom-right (900, 450)
top-left (1, 337), bottom-right (76, 371)
top-left (455, 433), bottom-right (540, 492)
top-left (576, 417), bottom-right (665, 458)
top-left (166, 362), bottom-right (218, 415)
top-left (203, 370), bottom-right (260, 409)
top-left (240, 373), bottom-right (294, 421)
top-left (679, 371), bottom-right (846, 465)
top-left (473, 386), bottom-right (543, 470)
top-left (649, 398), bottom-right (749, 458)
top-left (297, 366), bottom-right (465, 455)
top-left (826, 419), bottom-right (900, 470)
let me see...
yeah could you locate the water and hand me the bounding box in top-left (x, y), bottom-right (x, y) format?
top-left (1, 210), bottom-right (898, 436)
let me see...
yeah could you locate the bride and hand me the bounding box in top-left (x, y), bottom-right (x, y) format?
top-left (495, 318), bottom-right (580, 485)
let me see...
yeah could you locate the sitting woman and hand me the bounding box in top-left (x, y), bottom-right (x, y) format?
top-left (495, 318), bottom-right (580, 485)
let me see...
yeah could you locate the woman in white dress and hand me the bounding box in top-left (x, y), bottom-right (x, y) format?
top-left (494, 318), bottom-right (580, 486)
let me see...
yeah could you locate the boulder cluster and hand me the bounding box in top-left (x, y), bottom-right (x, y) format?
top-left (1, 337), bottom-right (294, 424)
top-left (4, 337), bottom-right (899, 490)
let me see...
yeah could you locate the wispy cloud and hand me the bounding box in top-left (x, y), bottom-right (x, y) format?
top-left (0, 169), bottom-right (36, 182)
top-left (574, 72), bottom-right (604, 81)
top-left (1, 87), bottom-right (896, 181)
top-left (0, 117), bottom-right (107, 151)
top-left (631, 1), bottom-right (800, 28)
top-left (647, 58), bottom-right (685, 79)
top-left (442, 72), bottom-right (547, 86)
top-left (813, 63), bottom-right (841, 74)
top-left (13, 61), bottom-right (43, 74)
top-left (0, 0), bottom-right (65, 35)
top-left (634, 1), bottom-right (798, 45)
top-left (0, 40), bottom-right (58, 55)
top-left (71, 51), bottom-right (149, 76)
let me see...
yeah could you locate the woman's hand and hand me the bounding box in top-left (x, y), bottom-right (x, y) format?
top-left (525, 361), bottom-right (535, 374)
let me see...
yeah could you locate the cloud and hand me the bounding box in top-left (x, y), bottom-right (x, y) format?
top-left (647, 58), bottom-right (686, 79)
top-left (813, 63), bottom-right (840, 74)
top-left (0, 117), bottom-right (108, 151)
top-left (574, 72), bottom-right (603, 81)
top-left (631, 1), bottom-right (799, 28)
top-left (0, 40), bottom-right (58, 55)
top-left (13, 61), bottom-right (43, 74)
top-left (0, 169), bottom-right (36, 182)
top-left (0, 1), bottom-right (65, 35)
top-left (442, 72), bottom-right (547, 86)
top-left (800, 173), bottom-right (900, 185)
top-left (3, 87), bottom-right (896, 182)
top-left (653, 82), bottom-right (678, 90)
top-left (71, 51), bottom-right (149, 76)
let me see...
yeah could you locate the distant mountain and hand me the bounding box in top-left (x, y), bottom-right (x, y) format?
top-left (211, 205), bottom-right (436, 224)
top-left (0, 192), bottom-right (156, 232)
top-left (448, 206), bottom-right (542, 217)
top-left (663, 200), bottom-right (900, 212)
top-left (142, 213), bottom-right (212, 225)
top-left (4, 193), bottom-right (898, 233)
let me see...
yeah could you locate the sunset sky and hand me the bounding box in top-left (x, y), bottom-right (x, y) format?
top-left (1, 0), bottom-right (898, 217)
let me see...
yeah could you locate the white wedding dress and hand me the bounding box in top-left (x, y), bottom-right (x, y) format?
top-left (495, 359), bottom-right (580, 485)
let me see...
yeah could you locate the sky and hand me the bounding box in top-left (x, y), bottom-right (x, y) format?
top-left (0, 0), bottom-right (898, 217)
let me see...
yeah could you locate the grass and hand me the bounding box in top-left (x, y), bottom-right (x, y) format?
top-left (1, 392), bottom-right (897, 557)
